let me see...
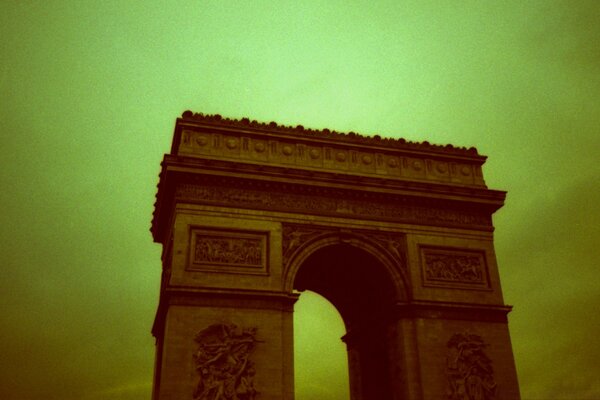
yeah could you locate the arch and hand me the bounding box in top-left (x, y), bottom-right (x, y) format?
top-left (285, 233), bottom-right (407, 400)
top-left (283, 231), bottom-right (409, 303)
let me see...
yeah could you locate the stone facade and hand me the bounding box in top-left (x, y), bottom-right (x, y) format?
top-left (150, 112), bottom-right (520, 400)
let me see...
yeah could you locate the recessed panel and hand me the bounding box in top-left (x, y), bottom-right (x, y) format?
top-left (420, 246), bottom-right (491, 290)
top-left (189, 228), bottom-right (269, 275)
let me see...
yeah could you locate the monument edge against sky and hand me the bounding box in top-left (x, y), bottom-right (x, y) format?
top-left (150, 111), bottom-right (520, 400)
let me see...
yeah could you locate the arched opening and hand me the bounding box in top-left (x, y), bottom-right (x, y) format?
top-left (292, 243), bottom-right (398, 400)
top-left (294, 290), bottom-right (349, 400)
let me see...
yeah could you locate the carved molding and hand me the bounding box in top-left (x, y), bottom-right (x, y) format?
top-left (178, 124), bottom-right (484, 187)
top-left (193, 323), bottom-right (259, 400)
top-left (176, 182), bottom-right (492, 231)
top-left (421, 247), bottom-right (490, 290)
top-left (446, 332), bottom-right (497, 400)
top-left (281, 223), bottom-right (407, 276)
top-left (189, 229), bottom-right (268, 275)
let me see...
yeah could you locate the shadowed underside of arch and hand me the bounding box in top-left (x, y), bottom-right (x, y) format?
top-left (293, 243), bottom-right (398, 399)
top-left (294, 243), bottom-right (397, 329)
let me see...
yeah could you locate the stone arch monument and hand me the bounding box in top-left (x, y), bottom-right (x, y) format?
top-left (150, 112), bottom-right (521, 400)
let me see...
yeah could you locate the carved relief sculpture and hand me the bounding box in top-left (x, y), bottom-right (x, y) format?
top-left (195, 236), bottom-right (262, 267)
top-left (421, 247), bottom-right (489, 289)
top-left (189, 229), bottom-right (267, 275)
top-left (446, 332), bottom-right (497, 400)
top-left (281, 224), bottom-right (330, 265)
top-left (367, 232), bottom-right (408, 274)
top-left (281, 224), bottom-right (407, 276)
top-left (193, 323), bottom-right (259, 400)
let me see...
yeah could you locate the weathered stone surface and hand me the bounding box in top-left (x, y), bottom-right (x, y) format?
top-left (150, 112), bottom-right (520, 400)
top-left (192, 323), bottom-right (259, 400)
top-left (176, 111), bottom-right (486, 187)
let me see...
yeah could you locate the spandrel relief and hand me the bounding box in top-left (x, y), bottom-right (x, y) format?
top-left (281, 223), bottom-right (407, 275)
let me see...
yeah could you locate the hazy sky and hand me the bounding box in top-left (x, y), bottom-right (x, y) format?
top-left (1, 1), bottom-right (599, 399)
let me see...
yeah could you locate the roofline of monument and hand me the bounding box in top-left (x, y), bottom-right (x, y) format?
top-left (176, 111), bottom-right (487, 160)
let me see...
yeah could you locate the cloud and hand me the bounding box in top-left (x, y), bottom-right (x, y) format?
top-left (498, 176), bottom-right (600, 399)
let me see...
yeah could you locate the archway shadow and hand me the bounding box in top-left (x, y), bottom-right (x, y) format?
top-left (293, 243), bottom-right (398, 400)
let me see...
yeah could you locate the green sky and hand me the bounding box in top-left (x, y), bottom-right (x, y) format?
top-left (1, 1), bottom-right (599, 399)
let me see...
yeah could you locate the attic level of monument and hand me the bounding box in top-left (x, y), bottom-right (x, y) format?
top-left (179, 111), bottom-right (483, 157)
top-left (173, 111), bottom-right (489, 186)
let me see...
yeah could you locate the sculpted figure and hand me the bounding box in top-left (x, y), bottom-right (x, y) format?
top-left (193, 324), bottom-right (258, 400)
top-left (446, 333), bottom-right (497, 400)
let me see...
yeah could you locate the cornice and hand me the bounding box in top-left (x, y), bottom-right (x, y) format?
top-left (152, 287), bottom-right (299, 338)
top-left (180, 111), bottom-right (481, 157)
top-left (150, 169), bottom-right (498, 243)
top-left (394, 300), bottom-right (512, 323)
top-left (341, 301), bottom-right (512, 343)
top-left (160, 154), bottom-right (505, 203)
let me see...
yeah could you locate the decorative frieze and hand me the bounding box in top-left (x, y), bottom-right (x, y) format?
top-left (193, 323), bottom-right (259, 400)
top-left (177, 183), bottom-right (492, 231)
top-left (421, 247), bottom-right (490, 290)
top-left (178, 126), bottom-right (484, 187)
top-left (189, 229), bottom-right (268, 275)
top-left (446, 332), bottom-right (497, 400)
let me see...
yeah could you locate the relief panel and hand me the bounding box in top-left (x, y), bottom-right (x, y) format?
top-left (189, 228), bottom-right (268, 275)
top-left (446, 332), bottom-right (497, 400)
top-left (193, 323), bottom-right (259, 400)
top-left (420, 246), bottom-right (490, 290)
